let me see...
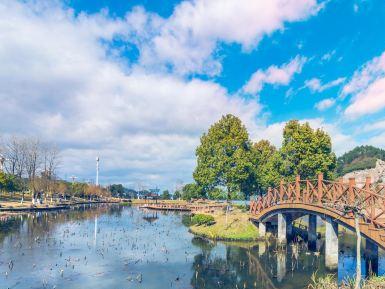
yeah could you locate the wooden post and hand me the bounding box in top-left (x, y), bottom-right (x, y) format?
top-left (318, 173), bottom-right (323, 204)
top-left (267, 187), bottom-right (272, 205)
top-left (280, 180), bottom-right (284, 202)
top-left (295, 175), bottom-right (300, 202)
top-left (365, 176), bottom-right (374, 219)
top-left (349, 177), bottom-right (355, 205)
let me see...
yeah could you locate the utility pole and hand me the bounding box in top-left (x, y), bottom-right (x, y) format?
top-left (96, 156), bottom-right (99, 186)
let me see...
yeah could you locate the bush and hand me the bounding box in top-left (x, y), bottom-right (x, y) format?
top-left (191, 214), bottom-right (215, 226)
top-left (234, 204), bottom-right (249, 212)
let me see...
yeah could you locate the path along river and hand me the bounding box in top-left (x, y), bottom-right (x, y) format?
top-left (0, 204), bottom-right (384, 289)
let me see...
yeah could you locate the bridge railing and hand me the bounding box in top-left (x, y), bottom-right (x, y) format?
top-left (250, 174), bottom-right (385, 231)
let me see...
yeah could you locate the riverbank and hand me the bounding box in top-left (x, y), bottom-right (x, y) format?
top-left (0, 195), bottom-right (121, 213)
top-left (188, 209), bottom-right (262, 241)
top-left (309, 274), bottom-right (385, 289)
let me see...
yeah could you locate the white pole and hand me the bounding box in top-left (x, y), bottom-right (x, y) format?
top-left (96, 156), bottom-right (99, 186)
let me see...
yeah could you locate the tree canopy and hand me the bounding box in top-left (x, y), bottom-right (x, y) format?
top-left (279, 120), bottom-right (336, 180)
top-left (193, 114), bottom-right (254, 200)
top-left (252, 140), bottom-right (281, 194)
top-left (161, 190), bottom-right (171, 200)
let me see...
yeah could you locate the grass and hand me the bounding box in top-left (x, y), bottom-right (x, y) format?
top-left (189, 208), bottom-right (260, 241)
top-left (308, 274), bottom-right (385, 289)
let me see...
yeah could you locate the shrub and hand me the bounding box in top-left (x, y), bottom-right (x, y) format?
top-left (234, 204), bottom-right (249, 212)
top-left (191, 214), bottom-right (215, 226)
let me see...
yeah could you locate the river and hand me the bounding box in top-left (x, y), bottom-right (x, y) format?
top-left (0, 204), bottom-right (384, 289)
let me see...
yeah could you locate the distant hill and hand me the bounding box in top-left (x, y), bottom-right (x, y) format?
top-left (337, 145), bottom-right (385, 176)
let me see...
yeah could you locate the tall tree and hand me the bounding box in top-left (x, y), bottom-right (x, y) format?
top-left (280, 120), bottom-right (336, 180)
top-left (193, 114), bottom-right (254, 200)
top-left (181, 183), bottom-right (205, 200)
top-left (252, 140), bottom-right (281, 195)
top-left (160, 190), bottom-right (171, 200)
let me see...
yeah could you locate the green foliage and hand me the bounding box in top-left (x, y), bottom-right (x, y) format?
top-left (252, 140), bottom-right (281, 194)
top-left (191, 214), bottom-right (215, 226)
top-left (280, 120), bottom-right (336, 181)
top-left (336, 145), bottom-right (385, 176)
top-left (181, 183), bottom-right (205, 200)
top-left (160, 190), bottom-right (171, 200)
top-left (193, 114), bottom-right (255, 200)
top-left (173, 190), bottom-right (182, 200)
top-left (193, 117), bottom-right (338, 199)
top-left (0, 172), bottom-right (16, 192)
top-left (207, 187), bottom-right (226, 200)
top-left (233, 204), bottom-right (249, 212)
top-left (109, 184), bottom-right (125, 197)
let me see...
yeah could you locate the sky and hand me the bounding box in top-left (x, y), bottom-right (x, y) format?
top-left (1, 0), bottom-right (385, 190)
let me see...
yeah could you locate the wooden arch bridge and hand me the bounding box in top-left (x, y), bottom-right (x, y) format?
top-left (249, 174), bottom-right (385, 270)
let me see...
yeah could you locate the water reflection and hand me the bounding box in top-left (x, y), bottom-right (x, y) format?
top-left (0, 206), bottom-right (383, 289)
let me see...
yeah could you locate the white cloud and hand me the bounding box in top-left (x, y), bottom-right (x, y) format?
top-left (127, 0), bottom-right (323, 75)
top-left (0, 0), bottom-right (262, 187)
top-left (315, 98), bottom-right (336, 111)
top-left (305, 77), bottom-right (345, 92)
top-left (362, 119), bottom-right (385, 133)
top-left (321, 50), bottom-right (336, 62)
top-left (344, 77), bottom-right (385, 118)
top-left (243, 56), bottom-right (307, 94)
top-left (342, 50), bottom-right (385, 119)
top-left (342, 51), bottom-right (385, 96)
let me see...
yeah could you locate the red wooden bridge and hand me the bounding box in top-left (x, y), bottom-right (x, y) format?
top-left (250, 174), bottom-right (385, 248)
top-left (249, 174), bottom-right (385, 270)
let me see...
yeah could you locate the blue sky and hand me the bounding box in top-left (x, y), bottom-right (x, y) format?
top-left (1, 0), bottom-right (385, 190)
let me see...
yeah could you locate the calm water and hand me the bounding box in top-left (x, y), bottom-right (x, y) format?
top-left (0, 205), bottom-right (384, 289)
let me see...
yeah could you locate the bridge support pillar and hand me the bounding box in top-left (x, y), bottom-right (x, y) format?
top-left (278, 214), bottom-right (293, 244)
top-left (259, 222), bottom-right (266, 238)
top-left (258, 242), bottom-right (266, 256)
top-left (365, 240), bottom-right (379, 276)
top-left (277, 251), bottom-right (286, 282)
top-left (308, 215), bottom-right (317, 251)
top-left (278, 213), bottom-right (287, 244)
top-left (325, 217), bottom-right (338, 270)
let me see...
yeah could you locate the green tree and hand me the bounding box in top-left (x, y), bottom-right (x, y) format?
top-left (207, 187), bottom-right (226, 200)
top-left (181, 183), bottom-right (205, 200)
top-left (0, 172), bottom-right (16, 194)
top-left (193, 114), bottom-right (254, 200)
top-left (280, 120), bottom-right (336, 180)
top-left (160, 190), bottom-right (171, 200)
top-left (109, 184), bottom-right (125, 197)
top-left (252, 140), bottom-right (281, 195)
top-left (173, 190), bottom-right (182, 200)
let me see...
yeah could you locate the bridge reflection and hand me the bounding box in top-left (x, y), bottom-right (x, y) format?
top-left (190, 238), bottom-right (384, 289)
top-left (190, 239), bottom-right (329, 289)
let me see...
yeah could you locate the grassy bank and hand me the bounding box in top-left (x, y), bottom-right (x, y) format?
top-left (309, 274), bottom-right (385, 289)
top-left (188, 209), bottom-right (261, 241)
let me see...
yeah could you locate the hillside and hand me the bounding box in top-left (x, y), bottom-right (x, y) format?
top-left (337, 145), bottom-right (385, 176)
